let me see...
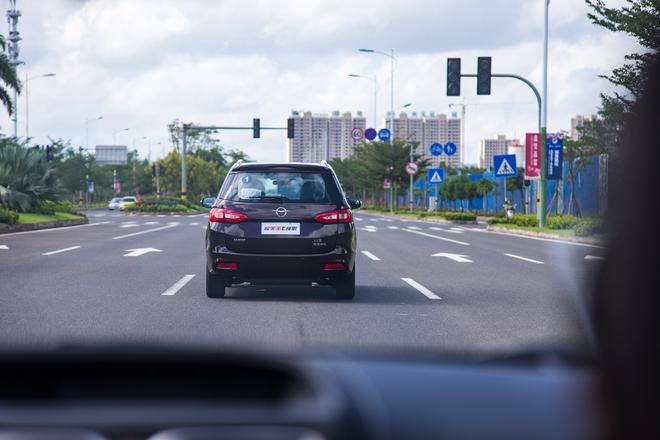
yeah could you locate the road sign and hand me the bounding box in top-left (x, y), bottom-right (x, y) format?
top-left (525, 133), bottom-right (542, 180)
top-left (546, 133), bottom-right (563, 180)
top-left (429, 143), bottom-right (443, 156)
top-left (364, 128), bottom-right (377, 141)
top-left (493, 154), bottom-right (517, 177)
top-left (87, 181), bottom-right (95, 193)
top-left (427, 168), bottom-right (444, 185)
top-left (383, 178), bottom-right (391, 189)
top-left (351, 127), bottom-right (363, 141)
top-left (444, 142), bottom-right (457, 156)
top-left (405, 162), bottom-right (419, 175)
top-left (378, 128), bottom-right (391, 141)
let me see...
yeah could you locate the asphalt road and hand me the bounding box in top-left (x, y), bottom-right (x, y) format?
top-left (0, 210), bottom-right (605, 356)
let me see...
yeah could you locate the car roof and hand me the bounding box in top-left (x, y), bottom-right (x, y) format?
top-left (232, 162), bottom-right (331, 173)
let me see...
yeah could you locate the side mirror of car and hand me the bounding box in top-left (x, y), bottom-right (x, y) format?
top-left (347, 198), bottom-right (362, 209)
top-left (201, 197), bottom-right (216, 208)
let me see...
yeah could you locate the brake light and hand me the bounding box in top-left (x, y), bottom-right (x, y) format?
top-left (209, 208), bottom-right (248, 223)
top-left (323, 262), bottom-right (346, 271)
top-left (314, 209), bottom-right (353, 224)
top-left (216, 262), bottom-right (238, 270)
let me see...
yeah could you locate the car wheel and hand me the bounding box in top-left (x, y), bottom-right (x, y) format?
top-left (206, 271), bottom-right (226, 298)
top-left (336, 267), bottom-right (355, 300)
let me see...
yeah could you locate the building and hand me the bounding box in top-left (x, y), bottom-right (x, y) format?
top-left (507, 142), bottom-right (525, 169)
top-left (287, 111), bottom-right (367, 162)
top-left (385, 111), bottom-right (462, 168)
top-left (570, 114), bottom-right (597, 140)
top-left (479, 135), bottom-right (520, 170)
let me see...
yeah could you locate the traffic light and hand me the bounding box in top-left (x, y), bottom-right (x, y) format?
top-left (152, 164), bottom-right (156, 177)
top-left (447, 58), bottom-right (461, 96)
top-left (45, 145), bottom-right (54, 162)
top-left (287, 118), bottom-right (295, 139)
top-left (477, 56), bottom-right (492, 95)
top-left (159, 165), bottom-right (165, 176)
top-left (252, 118), bottom-right (260, 138)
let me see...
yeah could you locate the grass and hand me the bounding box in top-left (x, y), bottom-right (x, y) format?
top-left (488, 223), bottom-right (582, 237)
top-left (18, 212), bottom-right (84, 224)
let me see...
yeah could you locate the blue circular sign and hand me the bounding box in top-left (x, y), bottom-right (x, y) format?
top-left (378, 128), bottom-right (391, 141)
top-left (364, 128), bottom-right (378, 141)
top-left (242, 175), bottom-right (252, 183)
top-left (444, 142), bottom-right (457, 156)
top-left (429, 143), bottom-right (443, 156)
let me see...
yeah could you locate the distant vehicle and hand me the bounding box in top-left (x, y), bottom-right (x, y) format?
top-left (107, 197), bottom-right (122, 210)
top-left (203, 161), bottom-right (361, 299)
top-left (119, 196), bottom-right (138, 211)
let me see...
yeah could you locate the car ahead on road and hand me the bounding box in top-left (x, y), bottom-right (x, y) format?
top-left (118, 196), bottom-right (138, 211)
top-left (107, 197), bottom-right (122, 210)
top-left (203, 161), bottom-right (361, 299)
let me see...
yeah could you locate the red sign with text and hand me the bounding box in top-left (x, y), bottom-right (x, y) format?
top-left (525, 133), bottom-right (542, 180)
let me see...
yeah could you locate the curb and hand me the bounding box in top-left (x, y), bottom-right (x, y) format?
top-left (0, 217), bottom-right (88, 234)
top-left (486, 225), bottom-right (605, 246)
top-left (363, 211), bottom-right (478, 225)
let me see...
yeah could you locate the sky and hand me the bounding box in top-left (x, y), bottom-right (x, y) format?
top-left (0, 0), bottom-right (636, 165)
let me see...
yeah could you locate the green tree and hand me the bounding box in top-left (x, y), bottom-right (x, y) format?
top-left (0, 34), bottom-right (21, 117)
top-left (506, 168), bottom-right (525, 213)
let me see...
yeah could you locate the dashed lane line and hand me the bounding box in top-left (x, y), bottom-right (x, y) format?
top-left (504, 253), bottom-right (544, 264)
top-left (161, 274), bottom-right (196, 296)
top-left (361, 250), bottom-right (381, 261)
top-left (112, 223), bottom-right (178, 240)
top-left (402, 228), bottom-right (470, 246)
top-left (42, 246), bottom-right (81, 256)
top-left (401, 278), bottom-right (442, 300)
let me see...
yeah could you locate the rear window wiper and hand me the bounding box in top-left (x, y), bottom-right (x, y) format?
top-left (242, 195), bottom-right (290, 202)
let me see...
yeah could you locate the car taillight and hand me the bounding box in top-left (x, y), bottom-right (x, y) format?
top-left (314, 209), bottom-right (352, 224)
top-left (216, 262), bottom-right (238, 270)
top-left (323, 262), bottom-right (346, 271)
top-left (209, 208), bottom-right (248, 223)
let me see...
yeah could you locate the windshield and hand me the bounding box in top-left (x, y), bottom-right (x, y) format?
top-left (0, 0), bottom-right (643, 362)
top-left (219, 172), bottom-right (342, 204)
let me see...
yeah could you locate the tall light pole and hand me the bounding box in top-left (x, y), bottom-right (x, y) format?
top-left (25, 73), bottom-right (55, 140)
top-left (85, 116), bottom-right (103, 150)
top-left (539, 0), bottom-right (550, 227)
top-left (347, 73), bottom-right (377, 128)
top-left (113, 127), bottom-right (130, 145)
top-left (359, 48), bottom-right (395, 137)
top-left (6, 0), bottom-right (23, 138)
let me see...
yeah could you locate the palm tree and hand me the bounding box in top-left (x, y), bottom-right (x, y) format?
top-left (0, 34), bottom-right (21, 117)
top-left (0, 140), bottom-right (61, 211)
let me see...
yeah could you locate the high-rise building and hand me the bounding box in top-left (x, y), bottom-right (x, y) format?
top-left (479, 135), bottom-right (520, 170)
top-left (287, 111), bottom-right (366, 162)
top-left (507, 142), bottom-right (525, 169)
top-left (570, 114), bottom-right (597, 140)
top-left (386, 111), bottom-right (462, 168)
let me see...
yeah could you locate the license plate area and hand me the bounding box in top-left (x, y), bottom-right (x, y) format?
top-left (261, 222), bottom-right (301, 235)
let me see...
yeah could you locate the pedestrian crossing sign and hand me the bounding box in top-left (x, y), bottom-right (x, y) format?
top-left (493, 154), bottom-right (517, 177)
top-left (427, 168), bottom-right (444, 185)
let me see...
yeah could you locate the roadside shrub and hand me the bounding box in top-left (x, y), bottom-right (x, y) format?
top-left (443, 212), bottom-right (477, 221)
top-left (574, 218), bottom-right (603, 237)
top-left (546, 215), bottom-right (581, 230)
top-left (0, 206), bottom-right (19, 224)
top-left (125, 203), bottom-right (188, 213)
top-left (34, 199), bottom-right (57, 215)
top-left (489, 214), bottom-right (538, 227)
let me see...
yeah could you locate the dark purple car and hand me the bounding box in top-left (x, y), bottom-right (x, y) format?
top-left (203, 161), bottom-right (361, 299)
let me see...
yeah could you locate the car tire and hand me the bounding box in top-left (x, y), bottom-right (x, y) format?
top-left (336, 267), bottom-right (355, 300)
top-left (206, 271), bottom-right (226, 298)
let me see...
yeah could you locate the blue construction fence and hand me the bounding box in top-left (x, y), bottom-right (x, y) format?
top-left (402, 154), bottom-right (608, 215)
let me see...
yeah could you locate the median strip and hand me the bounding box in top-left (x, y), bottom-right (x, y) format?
top-left (401, 278), bottom-right (442, 300)
top-left (112, 223), bottom-right (178, 240)
top-left (42, 246), bottom-right (81, 256)
top-left (162, 274), bottom-right (196, 296)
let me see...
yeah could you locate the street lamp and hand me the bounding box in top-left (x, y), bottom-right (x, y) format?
top-left (347, 73), bottom-right (377, 128)
top-left (113, 127), bottom-right (130, 145)
top-left (358, 48), bottom-right (395, 140)
top-left (25, 73), bottom-right (56, 140)
top-left (85, 115), bottom-right (103, 150)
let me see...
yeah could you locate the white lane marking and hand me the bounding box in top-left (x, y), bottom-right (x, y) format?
top-left (584, 255), bottom-right (605, 261)
top-left (187, 214), bottom-right (198, 218)
top-left (354, 217), bottom-right (363, 221)
top-left (42, 245), bottom-right (81, 256)
top-left (429, 226), bottom-right (445, 231)
top-left (387, 225), bottom-right (400, 230)
top-left (360, 227), bottom-right (377, 232)
top-left (161, 274), bottom-right (196, 296)
top-left (112, 223), bottom-right (178, 240)
top-left (189, 222), bottom-right (200, 226)
top-left (157, 214), bottom-right (165, 217)
top-left (144, 221), bottom-right (159, 225)
top-left (123, 247), bottom-right (163, 257)
top-left (401, 278), bottom-right (442, 300)
top-left (369, 218), bottom-right (378, 222)
top-left (361, 250), bottom-right (381, 261)
top-left (382, 218), bottom-right (393, 222)
top-left (119, 223), bottom-right (140, 228)
top-left (111, 214), bottom-right (121, 217)
top-left (402, 228), bottom-right (470, 246)
top-left (407, 226), bottom-right (421, 230)
top-left (504, 253), bottom-right (544, 264)
top-left (0, 222), bottom-right (107, 237)
top-left (0, 245), bottom-right (8, 250)
top-left (432, 252), bottom-right (473, 263)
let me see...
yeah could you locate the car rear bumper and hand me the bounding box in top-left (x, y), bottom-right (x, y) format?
top-left (206, 246), bottom-right (355, 285)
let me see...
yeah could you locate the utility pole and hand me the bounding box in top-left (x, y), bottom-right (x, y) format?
top-left (539, 0), bottom-right (550, 227)
top-left (6, 0), bottom-right (23, 138)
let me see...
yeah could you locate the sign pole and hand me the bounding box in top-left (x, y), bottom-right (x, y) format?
top-left (409, 143), bottom-right (414, 212)
top-left (539, 0), bottom-right (550, 227)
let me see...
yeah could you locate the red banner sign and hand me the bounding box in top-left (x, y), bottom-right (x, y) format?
top-left (525, 133), bottom-right (542, 180)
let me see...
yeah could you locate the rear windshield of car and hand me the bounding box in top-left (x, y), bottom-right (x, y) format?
top-left (122, 197), bottom-right (136, 202)
top-left (218, 171), bottom-right (343, 204)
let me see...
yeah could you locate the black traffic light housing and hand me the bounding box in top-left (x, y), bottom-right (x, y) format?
top-left (477, 56), bottom-right (492, 95)
top-left (287, 118), bottom-right (295, 139)
top-left (447, 58), bottom-right (461, 97)
top-left (252, 118), bottom-right (260, 138)
top-left (152, 164), bottom-right (156, 177)
top-left (159, 164), bottom-right (165, 176)
top-left (45, 145), bottom-right (54, 161)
